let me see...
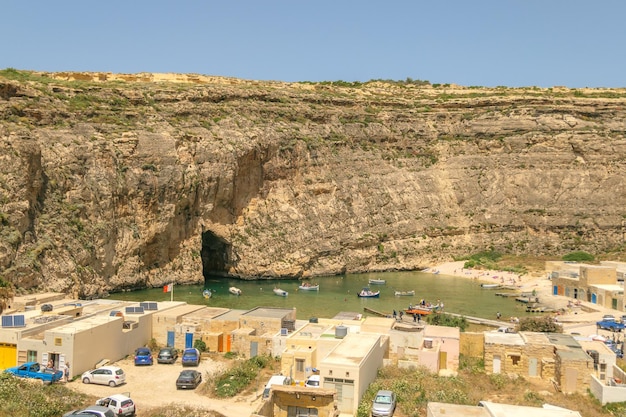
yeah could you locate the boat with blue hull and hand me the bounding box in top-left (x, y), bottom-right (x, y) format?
top-left (357, 287), bottom-right (380, 298)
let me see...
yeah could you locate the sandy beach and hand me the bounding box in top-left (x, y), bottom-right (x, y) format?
top-left (425, 260), bottom-right (621, 329)
top-left (425, 260), bottom-right (549, 292)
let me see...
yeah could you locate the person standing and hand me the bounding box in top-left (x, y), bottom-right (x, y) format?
top-left (64, 362), bottom-right (70, 382)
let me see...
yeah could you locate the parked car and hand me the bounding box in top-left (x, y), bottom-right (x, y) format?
top-left (134, 347), bottom-right (153, 366)
top-left (262, 375), bottom-right (291, 399)
top-left (181, 348), bottom-right (201, 366)
top-left (371, 390), bottom-right (396, 417)
top-left (81, 366), bottom-right (126, 387)
top-left (176, 369), bottom-right (202, 389)
top-left (95, 394), bottom-right (136, 416)
top-left (305, 375), bottom-right (320, 388)
top-left (157, 347), bottom-right (178, 364)
top-left (603, 314), bottom-right (616, 321)
top-left (63, 405), bottom-right (115, 417)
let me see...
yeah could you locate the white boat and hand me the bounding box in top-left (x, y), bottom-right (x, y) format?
top-left (480, 283), bottom-right (500, 289)
top-left (298, 283), bottom-right (319, 291)
top-left (202, 289), bottom-right (212, 299)
top-left (368, 279), bottom-right (386, 285)
top-left (357, 287), bottom-right (380, 298)
top-left (394, 290), bottom-right (415, 296)
top-left (229, 287), bottom-right (242, 296)
top-left (273, 288), bottom-right (288, 297)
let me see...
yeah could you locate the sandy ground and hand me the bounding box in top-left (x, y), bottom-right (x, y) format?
top-left (67, 355), bottom-right (263, 417)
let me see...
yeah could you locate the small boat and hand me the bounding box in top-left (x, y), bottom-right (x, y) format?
top-left (404, 306), bottom-right (432, 316)
top-left (229, 287), bottom-right (242, 296)
top-left (394, 290), bottom-right (415, 296)
top-left (202, 289), bottom-right (212, 299)
top-left (298, 283), bottom-right (319, 291)
top-left (273, 288), bottom-right (288, 297)
top-left (357, 287), bottom-right (380, 298)
top-left (368, 279), bottom-right (386, 285)
top-left (480, 283), bottom-right (500, 289)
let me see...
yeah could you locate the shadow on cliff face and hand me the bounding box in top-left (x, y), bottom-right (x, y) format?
top-left (201, 230), bottom-right (232, 280)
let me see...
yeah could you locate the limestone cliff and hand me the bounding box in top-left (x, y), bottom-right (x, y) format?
top-left (1, 70), bottom-right (625, 297)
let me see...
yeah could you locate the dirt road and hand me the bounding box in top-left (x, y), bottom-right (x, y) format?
top-left (67, 355), bottom-right (262, 417)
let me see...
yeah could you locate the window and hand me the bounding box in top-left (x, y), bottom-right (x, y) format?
top-left (296, 359), bottom-right (305, 372)
top-left (509, 355), bottom-right (521, 365)
top-left (287, 406), bottom-right (318, 417)
top-left (600, 363), bottom-right (607, 380)
top-left (27, 350), bottom-right (37, 362)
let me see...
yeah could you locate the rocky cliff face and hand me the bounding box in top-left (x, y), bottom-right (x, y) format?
top-left (1, 70), bottom-right (626, 297)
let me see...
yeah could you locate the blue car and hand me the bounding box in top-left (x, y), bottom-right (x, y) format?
top-left (181, 348), bottom-right (200, 367)
top-left (134, 347), bottom-right (153, 366)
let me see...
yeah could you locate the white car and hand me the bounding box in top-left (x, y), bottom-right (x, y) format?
top-left (81, 366), bottom-right (126, 387)
top-left (96, 394), bottom-right (135, 416)
top-left (305, 375), bottom-right (320, 388)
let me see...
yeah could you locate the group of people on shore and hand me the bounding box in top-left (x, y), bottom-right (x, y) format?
top-left (390, 298), bottom-right (444, 323)
top-left (392, 309), bottom-right (423, 322)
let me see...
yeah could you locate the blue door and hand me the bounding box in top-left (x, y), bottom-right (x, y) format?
top-left (185, 332), bottom-right (193, 349)
top-left (591, 293), bottom-right (597, 304)
top-left (553, 286), bottom-right (558, 295)
top-left (250, 342), bottom-right (258, 357)
top-left (167, 331), bottom-right (175, 347)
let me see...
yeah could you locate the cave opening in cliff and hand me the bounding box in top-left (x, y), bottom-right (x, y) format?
top-left (201, 230), bottom-right (232, 279)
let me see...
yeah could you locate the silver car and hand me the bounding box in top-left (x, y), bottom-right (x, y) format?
top-left (63, 405), bottom-right (115, 417)
top-left (371, 390), bottom-right (396, 417)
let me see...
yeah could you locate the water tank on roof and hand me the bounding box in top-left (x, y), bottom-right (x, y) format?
top-left (587, 350), bottom-right (599, 365)
top-left (335, 325), bottom-right (348, 339)
top-left (424, 338), bottom-right (433, 349)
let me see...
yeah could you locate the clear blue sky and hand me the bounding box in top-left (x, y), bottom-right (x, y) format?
top-left (3, 1), bottom-right (624, 88)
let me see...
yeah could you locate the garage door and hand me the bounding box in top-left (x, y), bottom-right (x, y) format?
top-left (0, 343), bottom-right (16, 370)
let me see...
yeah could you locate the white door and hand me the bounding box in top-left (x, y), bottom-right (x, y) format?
top-left (529, 358), bottom-right (538, 377)
top-left (493, 355), bottom-right (501, 374)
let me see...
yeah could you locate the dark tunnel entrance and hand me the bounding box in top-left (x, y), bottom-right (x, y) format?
top-left (201, 230), bottom-right (232, 280)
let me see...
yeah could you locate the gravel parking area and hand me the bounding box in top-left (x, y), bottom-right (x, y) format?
top-left (67, 354), bottom-right (261, 417)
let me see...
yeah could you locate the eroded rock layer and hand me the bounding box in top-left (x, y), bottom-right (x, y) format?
top-left (1, 71), bottom-right (625, 297)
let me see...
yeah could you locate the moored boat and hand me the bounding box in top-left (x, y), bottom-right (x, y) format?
top-left (298, 283), bottom-right (319, 291)
top-left (357, 287), bottom-right (380, 298)
top-left (404, 306), bottom-right (432, 316)
top-left (229, 287), bottom-right (242, 296)
top-left (368, 279), bottom-right (386, 285)
top-left (480, 283), bottom-right (500, 289)
top-left (394, 290), bottom-right (415, 296)
top-left (273, 288), bottom-right (288, 297)
top-left (202, 289), bottom-right (212, 299)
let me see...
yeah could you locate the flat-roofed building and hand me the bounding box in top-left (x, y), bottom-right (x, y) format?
top-left (319, 332), bottom-right (384, 415)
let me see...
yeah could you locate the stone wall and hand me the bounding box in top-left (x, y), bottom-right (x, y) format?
top-left (554, 353), bottom-right (594, 394)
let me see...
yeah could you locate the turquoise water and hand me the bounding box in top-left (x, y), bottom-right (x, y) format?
top-left (109, 271), bottom-right (534, 321)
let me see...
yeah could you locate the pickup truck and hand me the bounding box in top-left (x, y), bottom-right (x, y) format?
top-left (4, 362), bottom-right (64, 383)
top-left (596, 320), bottom-right (625, 332)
